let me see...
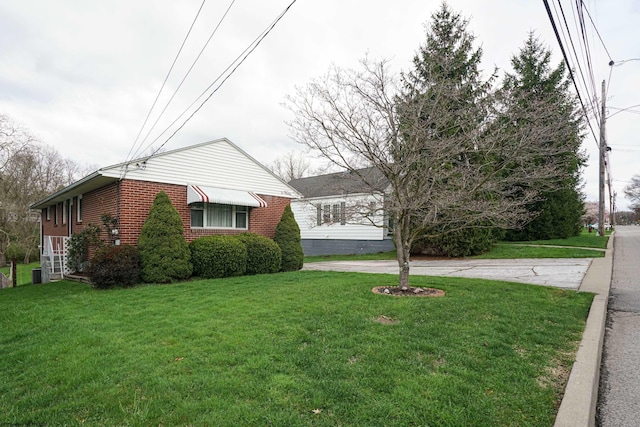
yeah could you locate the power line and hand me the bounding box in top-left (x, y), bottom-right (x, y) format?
top-left (574, 1), bottom-right (599, 112)
top-left (124, 0), bottom-right (207, 168)
top-left (143, 0), bottom-right (298, 161)
top-left (580, 1), bottom-right (613, 61)
top-left (132, 0), bottom-right (237, 160)
top-left (542, 0), bottom-right (599, 147)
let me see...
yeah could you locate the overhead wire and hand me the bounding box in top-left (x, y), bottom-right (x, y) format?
top-left (580, 1), bottom-right (613, 61)
top-left (542, 0), bottom-right (600, 147)
top-left (124, 0), bottom-right (207, 168)
top-left (554, 0), bottom-right (599, 130)
top-left (132, 0), bottom-right (237, 160)
top-left (142, 0), bottom-right (298, 161)
top-left (574, 2), bottom-right (598, 104)
top-left (551, 1), bottom-right (599, 139)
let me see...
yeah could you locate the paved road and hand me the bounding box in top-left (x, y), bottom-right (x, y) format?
top-left (597, 226), bottom-right (640, 426)
top-left (303, 257), bottom-right (592, 289)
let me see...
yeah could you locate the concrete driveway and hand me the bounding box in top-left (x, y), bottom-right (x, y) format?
top-left (302, 258), bottom-right (593, 289)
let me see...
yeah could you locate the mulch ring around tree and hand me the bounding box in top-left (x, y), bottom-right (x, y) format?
top-left (372, 286), bottom-right (445, 297)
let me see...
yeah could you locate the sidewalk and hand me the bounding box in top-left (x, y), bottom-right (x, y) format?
top-left (554, 234), bottom-right (614, 427)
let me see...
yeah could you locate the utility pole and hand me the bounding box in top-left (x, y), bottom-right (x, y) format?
top-left (598, 79), bottom-right (606, 236)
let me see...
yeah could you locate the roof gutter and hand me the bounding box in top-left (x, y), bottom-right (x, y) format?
top-left (29, 170), bottom-right (106, 210)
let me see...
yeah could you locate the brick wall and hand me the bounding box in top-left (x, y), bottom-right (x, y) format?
top-left (41, 202), bottom-right (70, 238)
top-left (248, 195), bottom-right (290, 238)
top-left (118, 180), bottom-right (188, 245)
top-left (41, 179), bottom-right (292, 245)
top-left (78, 183), bottom-right (119, 243)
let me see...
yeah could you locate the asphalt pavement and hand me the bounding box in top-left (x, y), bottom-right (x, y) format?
top-left (597, 226), bottom-right (640, 426)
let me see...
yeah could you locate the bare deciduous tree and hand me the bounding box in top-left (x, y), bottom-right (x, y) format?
top-left (287, 57), bottom-right (577, 289)
top-left (624, 175), bottom-right (640, 211)
top-left (1, 114), bottom-right (84, 265)
top-left (268, 150), bottom-right (311, 182)
top-left (286, 4), bottom-right (583, 289)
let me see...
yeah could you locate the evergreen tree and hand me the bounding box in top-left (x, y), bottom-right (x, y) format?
top-left (503, 32), bottom-right (585, 240)
top-left (273, 205), bottom-right (303, 272)
top-left (138, 191), bottom-right (193, 283)
top-left (403, 2), bottom-right (502, 256)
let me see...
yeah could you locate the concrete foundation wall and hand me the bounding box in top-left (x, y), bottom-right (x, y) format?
top-left (302, 239), bottom-right (394, 256)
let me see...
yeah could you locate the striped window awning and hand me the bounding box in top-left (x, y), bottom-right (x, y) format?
top-left (187, 185), bottom-right (267, 208)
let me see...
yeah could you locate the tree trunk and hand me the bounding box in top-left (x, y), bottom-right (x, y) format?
top-left (395, 223), bottom-right (412, 289)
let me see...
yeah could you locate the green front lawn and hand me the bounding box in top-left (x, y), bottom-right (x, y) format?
top-left (305, 250), bottom-right (396, 263)
top-left (304, 230), bottom-right (610, 263)
top-left (509, 229), bottom-right (609, 249)
top-left (474, 244), bottom-right (605, 259)
top-left (1, 272), bottom-right (593, 426)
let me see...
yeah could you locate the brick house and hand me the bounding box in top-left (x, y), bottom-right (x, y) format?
top-left (30, 139), bottom-right (301, 279)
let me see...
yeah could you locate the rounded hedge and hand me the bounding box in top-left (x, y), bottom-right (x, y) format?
top-left (274, 205), bottom-right (304, 272)
top-left (190, 235), bottom-right (247, 279)
top-left (88, 245), bottom-right (141, 289)
top-left (236, 233), bottom-right (281, 275)
top-left (138, 191), bottom-right (193, 283)
top-left (411, 227), bottom-right (504, 257)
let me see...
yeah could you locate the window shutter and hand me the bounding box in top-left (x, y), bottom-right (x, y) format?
top-left (316, 205), bottom-right (322, 226)
top-left (340, 201), bottom-right (346, 225)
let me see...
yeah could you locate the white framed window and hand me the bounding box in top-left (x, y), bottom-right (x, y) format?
top-left (53, 204), bottom-right (59, 225)
top-left (323, 204), bottom-right (331, 224)
top-left (77, 194), bottom-right (83, 222)
top-left (190, 203), bottom-right (249, 229)
top-left (317, 203), bottom-right (346, 226)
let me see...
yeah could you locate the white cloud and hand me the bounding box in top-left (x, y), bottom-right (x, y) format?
top-left (1, 0), bottom-right (638, 210)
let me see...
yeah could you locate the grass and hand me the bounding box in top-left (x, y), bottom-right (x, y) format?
top-left (0, 261), bottom-right (40, 286)
top-left (305, 250), bottom-right (396, 263)
top-left (509, 229), bottom-right (609, 249)
top-left (475, 245), bottom-right (604, 259)
top-left (1, 272), bottom-right (594, 426)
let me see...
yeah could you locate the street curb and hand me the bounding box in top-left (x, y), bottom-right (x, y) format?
top-left (554, 233), bottom-right (614, 427)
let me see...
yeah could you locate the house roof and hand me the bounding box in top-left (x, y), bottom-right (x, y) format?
top-left (288, 167), bottom-right (389, 199)
top-left (30, 138), bottom-right (301, 210)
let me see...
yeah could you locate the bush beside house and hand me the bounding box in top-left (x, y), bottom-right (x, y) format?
top-left (236, 233), bottom-right (282, 275)
top-left (78, 192), bottom-right (293, 287)
top-left (88, 245), bottom-right (141, 289)
top-left (190, 235), bottom-right (247, 279)
top-left (274, 205), bottom-right (304, 272)
top-left (138, 191), bottom-right (193, 283)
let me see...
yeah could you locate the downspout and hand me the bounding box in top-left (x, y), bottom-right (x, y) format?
top-left (68, 199), bottom-right (72, 236)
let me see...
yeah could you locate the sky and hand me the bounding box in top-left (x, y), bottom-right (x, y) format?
top-left (1, 0), bottom-right (639, 211)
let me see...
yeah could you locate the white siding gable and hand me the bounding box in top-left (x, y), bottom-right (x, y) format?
top-left (100, 139), bottom-right (300, 198)
top-left (291, 193), bottom-right (387, 241)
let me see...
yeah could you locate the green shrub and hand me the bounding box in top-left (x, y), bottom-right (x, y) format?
top-left (66, 224), bottom-right (103, 273)
top-left (190, 235), bottom-right (247, 279)
top-left (412, 227), bottom-right (505, 257)
top-left (88, 245), bottom-right (141, 289)
top-left (138, 192), bottom-right (193, 283)
top-left (236, 233), bottom-right (281, 275)
top-left (273, 205), bottom-right (303, 272)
